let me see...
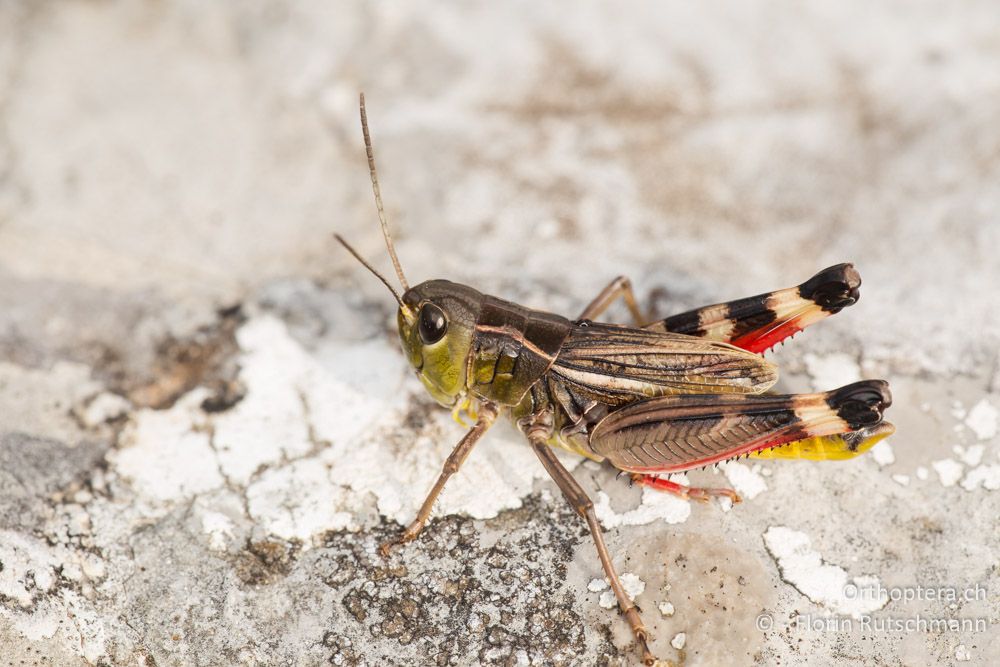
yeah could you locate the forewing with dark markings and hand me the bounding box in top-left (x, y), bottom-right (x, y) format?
top-left (547, 323), bottom-right (778, 409)
top-left (589, 380), bottom-right (891, 473)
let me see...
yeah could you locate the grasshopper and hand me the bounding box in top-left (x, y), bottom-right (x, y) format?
top-left (337, 94), bottom-right (894, 665)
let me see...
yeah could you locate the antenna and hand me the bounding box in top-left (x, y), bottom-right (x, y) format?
top-left (334, 234), bottom-right (405, 308)
top-left (360, 93), bottom-right (410, 292)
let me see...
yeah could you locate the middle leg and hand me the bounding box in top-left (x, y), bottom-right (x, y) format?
top-left (577, 275), bottom-right (648, 325)
top-left (527, 428), bottom-right (657, 666)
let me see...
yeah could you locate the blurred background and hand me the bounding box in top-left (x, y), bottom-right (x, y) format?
top-left (1, 2), bottom-right (999, 666)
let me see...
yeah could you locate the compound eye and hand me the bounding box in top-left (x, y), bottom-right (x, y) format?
top-left (418, 303), bottom-right (448, 344)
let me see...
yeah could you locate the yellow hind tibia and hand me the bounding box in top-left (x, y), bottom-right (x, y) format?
top-left (749, 422), bottom-right (895, 461)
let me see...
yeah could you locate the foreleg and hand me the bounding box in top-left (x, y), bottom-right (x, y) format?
top-left (379, 403), bottom-right (498, 557)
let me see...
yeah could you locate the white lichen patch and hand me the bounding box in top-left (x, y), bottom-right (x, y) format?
top-left (200, 510), bottom-right (237, 552)
top-left (931, 458), bottom-right (964, 487)
top-left (211, 317), bottom-right (321, 485)
top-left (58, 591), bottom-right (107, 663)
top-left (719, 461), bottom-right (768, 499)
top-left (763, 526), bottom-right (886, 618)
top-left (658, 601), bottom-right (675, 617)
top-left (192, 491), bottom-right (248, 552)
top-left (964, 398), bottom-right (998, 441)
top-left (0, 532), bottom-right (62, 608)
top-left (74, 391), bottom-right (131, 429)
top-left (246, 459), bottom-right (361, 539)
top-left (804, 353), bottom-right (861, 392)
top-left (954, 444), bottom-right (985, 467)
top-left (110, 388), bottom-right (224, 504)
top-left (595, 573), bottom-right (645, 609)
top-left (0, 534), bottom-right (108, 662)
top-left (670, 632), bottom-right (686, 650)
top-left (870, 440), bottom-right (895, 467)
top-left (594, 485), bottom-right (691, 528)
top-left (621, 573), bottom-right (645, 599)
top-left (2, 592), bottom-right (108, 663)
top-left (960, 464), bottom-right (1000, 491)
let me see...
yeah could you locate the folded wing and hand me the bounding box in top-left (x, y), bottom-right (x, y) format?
top-left (549, 323), bottom-right (778, 410)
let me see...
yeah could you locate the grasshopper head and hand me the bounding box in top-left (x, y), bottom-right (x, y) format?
top-left (398, 280), bottom-right (483, 407)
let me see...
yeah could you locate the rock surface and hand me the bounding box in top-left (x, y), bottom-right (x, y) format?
top-left (2, 2), bottom-right (999, 666)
